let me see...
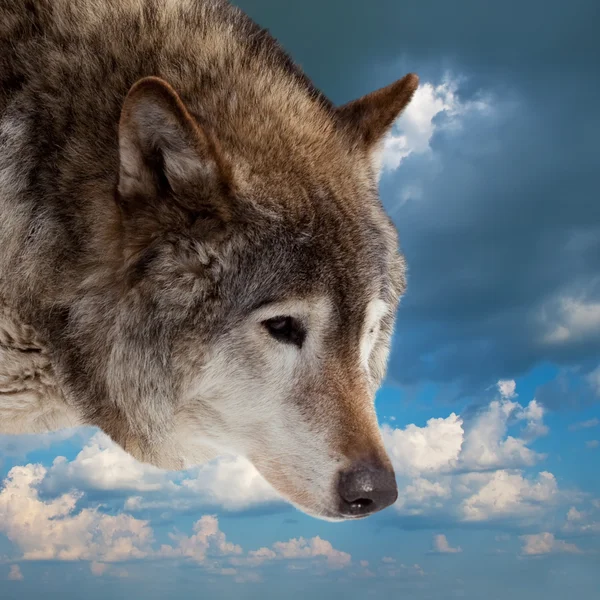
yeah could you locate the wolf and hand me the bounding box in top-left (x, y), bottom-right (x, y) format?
top-left (0, 0), bottom-right (418, 521)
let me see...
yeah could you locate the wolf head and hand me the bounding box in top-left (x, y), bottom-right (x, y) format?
top-left (78, 71), bottom-right (418, 521)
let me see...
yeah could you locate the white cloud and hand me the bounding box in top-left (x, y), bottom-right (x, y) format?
top-left (431, 534), bottom-right (462, 554)
top-left (0, 378), bottom-right (575, 552)
top-left (567, 507), bottom-right (584, 522)
top-left (498, 380), bottom-right (517, 399)
top-left (160, 515), bottom-right (242, 563)
top-left (394, 477), bottom-right (452, 515)
top-left (383, 385), bottom-right (548, 478)
top-left (0, 465), bottom-right (352, 576)
top-left (235, 536), bottom-right (351, 570)
top-left (40, 432), bottom-right (281, 513)
top-left (396, 467), bottom-right (564, 527)
top-left (3, 380), bottom-right (556, 539)
top-left (541, 297), bottom-right (600, 345)
top-left (180, 455), bottom-right (281, 510)
top-left (382, 413), bottom-right (463, 476)
top-left (381, 75), bottom-right (491, 176)
top-left (520, 533), bottom-right (582, 556)
top-left (8, 565), bottom-right (23, 581)
top-left (517, 400), bottom-right (549, 441)
top-left (563, 506), bottom-right (600, 535)
top-left (461, 471), bottom-right (558, 522)
top-left (586, 440), bottom-right (599, 449)
top-left (0, 464), bottom-right (154, 562)
top-left (383, 382), bottom-right (565, 526)
top-left (459, 399), bottom-right (547, 470)
top-left (123, 454), bottom-right (281, 513)
top-left (569, 418), bottom-right (600, 431)
top-left (45, 432), bottom-right (172, 493)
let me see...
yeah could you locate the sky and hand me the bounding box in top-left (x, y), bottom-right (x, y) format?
top-left (2, 1), bottom-right (599, 598)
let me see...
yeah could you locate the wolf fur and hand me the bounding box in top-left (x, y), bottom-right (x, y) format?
top-left (0, 0), bottom-right (418, 520)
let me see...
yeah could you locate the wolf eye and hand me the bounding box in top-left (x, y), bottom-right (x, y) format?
top-left (262, 316), bottom-right (306, 348)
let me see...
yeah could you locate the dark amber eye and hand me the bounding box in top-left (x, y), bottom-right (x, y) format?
top-left (262, 316), bottom-right (306, 348)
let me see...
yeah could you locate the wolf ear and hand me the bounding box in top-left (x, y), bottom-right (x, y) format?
top-left (117, 76), bottom-right (227, 208)
top-left (336, 73), bottom-right (419, 164)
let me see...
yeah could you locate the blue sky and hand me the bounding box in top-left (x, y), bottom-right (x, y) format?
top-left (2, 0), bottom-right (599, 598)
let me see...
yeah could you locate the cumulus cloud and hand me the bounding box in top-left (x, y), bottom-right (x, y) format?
top-left (385, 381), bottom-right (571, 526)
top-left (460, 471), bottom-right (558, 522)
top-left (0, 379), bottom-right (571, 548)
top-left (41, 432), bottom-right (281, 514)
top-left (562, 506), bottom-right (600, 535)
top-left (431, 534), bottom-right (462, 554)
top-left (497, 380), bottom-right (517, 399)
top-left (0, 464), bottom-right (154, 562)
top-left (382, 413), bottom-right (463, 476)
top-left (397, 477), bottom-right (452, 513)
top-left (235, 536), bottom-right (351, 570)
top-left (458, 399), bottom-right (547, 470)
top-left (123, 454), bottom-right (281, 513)
top-left (180, 455), bottom-right (281, 510)
top-left (0, 464), bottom-right (351, 576)
top-left (520, 533), bottom-right (582, 556)
top-left (44, 432), bottom-right (172, 493)
top-left (160, 515), bottom-right (242, 563)
top-left (382, 380), bottom-right (548, 478)
top-left (8, 564), bottom-right (23, 581)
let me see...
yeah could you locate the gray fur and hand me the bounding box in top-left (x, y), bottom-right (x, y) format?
top-left (0, 0), bottom-right (418, 520)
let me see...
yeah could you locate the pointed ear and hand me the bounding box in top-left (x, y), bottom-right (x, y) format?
top-left (117, 76), bottom-right (227, 207)
top-left (336, 73), bottom-right (419, 150)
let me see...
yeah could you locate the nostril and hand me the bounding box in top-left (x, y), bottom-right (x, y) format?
top-left (349, 497), bottom-right (374, 510)
top-left (337, 461), bottom-right (398, 518)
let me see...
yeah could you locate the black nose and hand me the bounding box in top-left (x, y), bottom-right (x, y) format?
top-left (337, 461), bottom-right (398, 518)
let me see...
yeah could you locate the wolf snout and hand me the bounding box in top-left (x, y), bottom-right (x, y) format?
top-left (336, 460), bottom-right (398, 518)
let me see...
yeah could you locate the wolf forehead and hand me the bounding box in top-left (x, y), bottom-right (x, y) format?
top-left (172, 187), bottom-right (405, 327)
